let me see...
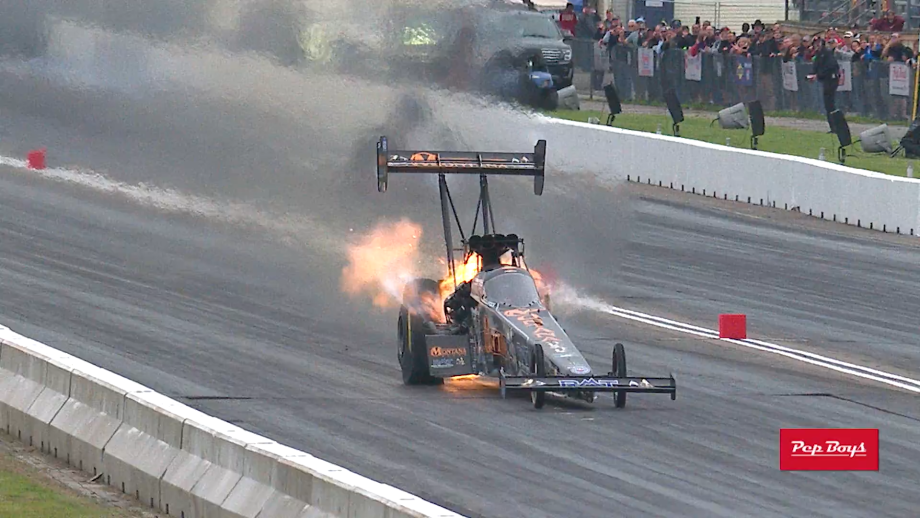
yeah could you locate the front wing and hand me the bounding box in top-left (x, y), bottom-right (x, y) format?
top-left (500, 373), bottom-right (677, 400)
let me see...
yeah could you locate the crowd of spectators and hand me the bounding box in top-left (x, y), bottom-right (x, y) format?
top-left (586, 11), bottom-right (915, 65)
top-left (550, 2), bottom-right (917, 125)
top-left (549, 3), bottom-right (916, 66)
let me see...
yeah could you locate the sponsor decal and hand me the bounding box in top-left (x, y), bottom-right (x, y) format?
top-left (570, 366), bottom-right (590, 375)
top-left (558, 378), bottom-right (620, 388)
top-left (779, 429), bottom-right (878, 471)
top-left (503, 308), bottom-right (566, 354)
top-left (429, 346), bottom-right (467, 358)
top-left (410, 152), bottom-right (437, 162)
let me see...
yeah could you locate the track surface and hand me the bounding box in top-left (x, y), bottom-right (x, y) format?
top-left (2, 27), bottom-right (920, 518)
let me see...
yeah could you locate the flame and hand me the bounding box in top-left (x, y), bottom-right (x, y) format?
top-left (438, 253), bottom-right (483, 302)
top-left (341, 218), bottom-right (424, 310)
top-left (341, 219), bottom-right (555, 323)
top-left (437, 250), bottom-right (553, 305)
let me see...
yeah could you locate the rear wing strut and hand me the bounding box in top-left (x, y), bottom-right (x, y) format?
top-left (376, 136), bottom-right (547, 195)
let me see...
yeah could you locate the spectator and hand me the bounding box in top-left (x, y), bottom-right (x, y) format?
top-left (783, 34), bottom-right (803, 62)
top-left (625, 19), bottom-right (644, 47)
top-left (807, 37), bottom-right (840, 132)
top-left (842, 30), bottom-right (854, 50)
top-left (883, 33), bottom-right (914, 62)
top-left (732, 36), bottom-right (752, 57)
top-left (870, 10), bottom-right (905, 32)
top-left (593, 20), bottom-right (606, 41)
top-left (712, 26), bottom-right (733, 53)
top-left (602, 9), bottom-right (617, 30)
top-left (576, 6), bottom-right (600, 38)
top-left (849, 38), bottom-right (865, 62)
top-left (689, 32), bottom-right (705, 56)
top-left (558, 3), bottom-right (577, 35)
top-left (824, 27), bottom-right (844, 46)
top-left (862, 33), bottom-right (884, 61)
top-left (803, 34), bottom-right (820, 60)
top-left (751, 20), bottom-right (765, 40)
top-left (677, 25), bottom-right (694, 49)
top-left (625, 18), bottom-right (637, 36)
top-left (740, 22), bottom-right (751, 38)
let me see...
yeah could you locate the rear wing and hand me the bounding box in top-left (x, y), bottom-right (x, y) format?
top-left (376, 136), bottom-right (547, 195)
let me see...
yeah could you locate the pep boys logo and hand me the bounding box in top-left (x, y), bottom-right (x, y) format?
top-left (790, 440), bottom-right (868, 458)
top-left (780, 429), bottom-right (878, 471)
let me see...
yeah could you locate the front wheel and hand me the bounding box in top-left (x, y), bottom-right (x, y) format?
top-left (531, 344), bottom-right (546, 409)
top-left (613, 343), bottom-right (627, 408)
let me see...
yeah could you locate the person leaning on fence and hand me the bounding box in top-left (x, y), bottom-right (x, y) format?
top-left (807, 37), bottom-right (840, 133)
top-left (882, 33), bottom-right (914, 62)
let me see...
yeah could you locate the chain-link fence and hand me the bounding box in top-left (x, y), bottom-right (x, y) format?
top-left (571, 39), bottom-right (917, 122)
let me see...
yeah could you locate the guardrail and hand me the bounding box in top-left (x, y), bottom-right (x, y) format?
top-left (0, 324), bottom-right (464, 518)
top-left (535, 116), bottom-right (920, 235)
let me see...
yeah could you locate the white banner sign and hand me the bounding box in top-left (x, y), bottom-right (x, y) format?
top-left (837, 60), bottom-right (852, 92)
top-left (638, 48), bottom-right (654, 77)
top-left (782, 61), bottom-right (798, 91)
top-left (890, 63), bottom-right (911, 96)
top-left (685, 52), bottom-right (702, 82)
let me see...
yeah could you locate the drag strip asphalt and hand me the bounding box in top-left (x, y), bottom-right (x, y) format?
top-left (1, 168), bottom-right (919, 518)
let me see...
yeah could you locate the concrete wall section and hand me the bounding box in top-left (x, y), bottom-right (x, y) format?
top-left (220, 442), bottom-right (310, 518)
top-left (0, 325), bottom-right (467, 518)
top-left (47, 366), bottom-right (151, 477)
top-left (103, 391), bottom-right (188, 509)
top-left (247, 443), bottom-right (313, 518)
top-left (0, 334), bottom-right (73, 453)
top-left (538, 118), bottom-right (920, 236)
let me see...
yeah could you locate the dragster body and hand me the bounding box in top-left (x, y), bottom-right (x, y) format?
top-left (377, 136), bottom-right (676, 408)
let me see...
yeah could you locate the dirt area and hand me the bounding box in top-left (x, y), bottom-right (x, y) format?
top-left (0, 430), bottom-right (158, 518)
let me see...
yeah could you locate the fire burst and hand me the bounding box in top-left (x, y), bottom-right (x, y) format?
top-left (342, 219), bottom-right (553, 322)
top-left (340, 218), bottom-right (424, 309)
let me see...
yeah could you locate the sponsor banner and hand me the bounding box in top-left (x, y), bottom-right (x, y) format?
top-left (890, 63), bottom-right (911, 97)
top-left (779, 428), bottom-right (879, 471)
top-left (733, 56), bottom-right (753, 86)
top-left (638, 48), bottom-right (654, 77)
top-left (837, 60), bottom-right (852, 92)
top-left (685, 52), bottom-right (702, 82)
top-left (782, 61), bottom-right (798, 91)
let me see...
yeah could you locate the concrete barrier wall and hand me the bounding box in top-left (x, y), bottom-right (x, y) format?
top-left (0, 325), bottom-right (464, 518)
top-left (537, 117), bottom-right (920, 236)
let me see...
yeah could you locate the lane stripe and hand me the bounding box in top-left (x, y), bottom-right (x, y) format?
top-left (555, 287), bottom-right (920, 393)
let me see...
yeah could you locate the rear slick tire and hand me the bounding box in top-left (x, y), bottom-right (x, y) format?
top-left (396, 278), bottom-right (443, 386)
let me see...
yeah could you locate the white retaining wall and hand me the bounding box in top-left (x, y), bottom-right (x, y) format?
top-left (0, 324), bottom-right (464, 518)
top-left (538, 117), bottom-right (920, 236)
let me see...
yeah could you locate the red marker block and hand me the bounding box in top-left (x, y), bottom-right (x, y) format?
top-left (718, 314), bottom-right (747, 339)
top-left (27, 149), bottom-right (46, 170)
